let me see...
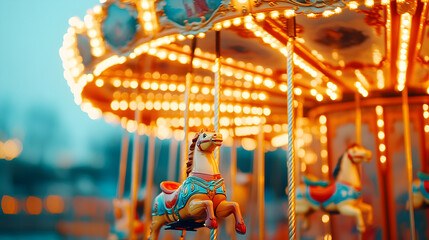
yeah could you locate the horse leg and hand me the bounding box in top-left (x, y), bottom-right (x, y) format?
top-left (215, 200), bottom-right (246, 234)
top-left (188, 199), bottom-right (218, 229)
top-left (337, 203), bottom-right (365, 232)
top-left (358, 201), bottom-right (373, 226)
top-left (149, 215), bottom-right (165, 240)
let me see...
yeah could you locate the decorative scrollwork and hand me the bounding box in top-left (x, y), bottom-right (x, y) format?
top-left (254, 0), bottom-right (344, 8)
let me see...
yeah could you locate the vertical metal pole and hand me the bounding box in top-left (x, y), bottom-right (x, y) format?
top-left (137, 136), bottom-right (146, 193)
top-left (402, 88), bottom-right (416, 240)
top-left (144, 126), bottom-right (156, 239)
top-left (355, 92), bottom-right (362, 145)
top-left (214, 30), bottom-right (221, 163)
top-left (257, 119), bottom-right (265, 240)
top-left (130, 109), bottom-right (140, 239)
top-left (230, 138), bottom-right (237, 200)
top-left (286, 17), bottom-right (296, 240)
top-left (211, 29), bottom-right (222, 240)
top-left (168, 139), bottom-right (179, 181)
top-left (229, 138), bottom-right (237, 240)
top-left (250, 142), bottom-right (258, 237)
top-left (180, 38), bottom-right (197, 182)
top-left (355, 91), bottom-right (363, 240)
top-left (117, 131), bottom-right (129, 200)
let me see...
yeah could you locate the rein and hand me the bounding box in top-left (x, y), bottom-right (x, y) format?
top-left (190, 172), bottom-right (222, 181)
top-left (197, 139), bottom-right (211, 151)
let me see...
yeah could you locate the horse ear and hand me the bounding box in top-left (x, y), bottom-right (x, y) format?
top-left (193, 130), bottom-right (201, 139)
top-left (347, 143), bottom-right (358, 149)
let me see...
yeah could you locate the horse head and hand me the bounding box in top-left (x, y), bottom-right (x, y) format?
top-left (346, 143), bottom-right (372, 164)
top-left (195, 130), bottom-right (223, 153)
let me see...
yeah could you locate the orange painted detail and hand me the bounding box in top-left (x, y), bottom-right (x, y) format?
top-left (161, 181), bottom-right (181, 209)
top-left (308, 183), bottom-right (336, 203)
top-left (160, 181), bottom-right (181, 194)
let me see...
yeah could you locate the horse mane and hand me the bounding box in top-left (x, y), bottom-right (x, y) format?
top-left (186, 130), bottom-right (203, 177)
top-left (333, 143), bottom-right (359, 179)
top-left (332, 155), bottom-right (343, 179)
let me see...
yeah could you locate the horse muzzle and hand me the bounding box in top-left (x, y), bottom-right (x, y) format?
top-left (210, 133), bottom-right (223, 146)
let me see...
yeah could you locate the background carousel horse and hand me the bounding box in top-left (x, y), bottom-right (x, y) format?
top-left (110, 198), bottom-right (144, 239)
top-left (149, 130), bottom-right (246, 240)
top-left (408, 172), bottom-right (429, 209)
top-left (293, 143), bottom-right (373, 232)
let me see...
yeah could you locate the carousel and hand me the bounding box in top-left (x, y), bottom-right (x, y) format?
top-left (60, 0), bottom-right (429, 239)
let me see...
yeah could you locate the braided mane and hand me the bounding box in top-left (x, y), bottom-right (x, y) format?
top-left (186, 130), bottom-right (203, 176)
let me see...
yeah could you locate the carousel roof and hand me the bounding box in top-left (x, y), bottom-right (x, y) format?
top-left (60, 0), bottom-right (429, 146)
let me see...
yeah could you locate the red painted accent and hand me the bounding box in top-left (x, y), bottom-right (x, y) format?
top-left (190, 172), bottom-right (222, 181)
top-left (161, 181), bottom-right (181, 209)
top-left (235, 222), bottom-right (246, 234)
top-left (133, 220), bottom-right (144, 234)
top-left (424, 180), bottom-right (429, 193)
top-left (308, 183), bottom-right (336, 203)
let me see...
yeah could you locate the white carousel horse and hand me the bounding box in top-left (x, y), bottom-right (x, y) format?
top-left (294, 143), bottom-right (373, 232)
top-left (409, 171), bottom-right (429, 209)
top-left (149, 130), bottom-right (246, 240)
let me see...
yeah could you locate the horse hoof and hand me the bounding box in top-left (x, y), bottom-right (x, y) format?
top-left (235, 222), bottom-right (246, 234)
top-left (205, 218), bottom-right (218, 229)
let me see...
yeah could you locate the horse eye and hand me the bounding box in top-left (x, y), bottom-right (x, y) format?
top-left (203, 133), bottom-right (207, 138)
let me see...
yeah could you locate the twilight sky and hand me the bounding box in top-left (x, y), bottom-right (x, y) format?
top-left (0, 0), bottom-right (122, 166)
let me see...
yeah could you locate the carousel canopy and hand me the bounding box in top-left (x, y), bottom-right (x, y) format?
top-left (60, 0), bottom-right (429, 147)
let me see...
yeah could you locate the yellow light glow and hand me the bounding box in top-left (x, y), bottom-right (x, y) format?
top-left (365, 0), bottom-right (374, 7)
top-left (320, 125), bottom-right (327, 134)
top-left (377, 69), bottom-right (385, 89)
top-left (322, 214), bottom-right (330, 223)
top-left (271, 133), bottom-right (288, 147)
top-left (380, 155), bottom-right (386, 163)
top-left (256, 13), bottom-right (265, 21)
top-left (270, 11), bottom-right (279, 19)
top-left (379, 144), bottom-right (386, 152)
top-left (376, 105), bottom-right (383, 115)
top-left (321, 165), bottom-right (329, 174)
top-left (241, 138), bottom-right (257, 151)
top-left (378, 131), bottom-right (385, 140)
top-left (319, 115), bottom-right (327, 124)
top-left (348, 1), bottom-right (359, 9)
top-left (284, 9), bottom-right (295, 18)
top-left (95, 79), bottom-right (104, 87)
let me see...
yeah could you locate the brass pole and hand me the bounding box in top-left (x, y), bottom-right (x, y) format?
top-left (144, 126), bottom-right (156, 239)
top-left (117, 131), bottom-right (129, 200)
top-left (257, 119), bottom-right (265, 240)
top-left (130, 108), bottom-right (140, 239)
top-left (402, 88), bottom-right (416, 240)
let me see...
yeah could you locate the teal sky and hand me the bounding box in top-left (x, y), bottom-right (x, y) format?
top-left (0, 0), bottom-right (122, 165)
